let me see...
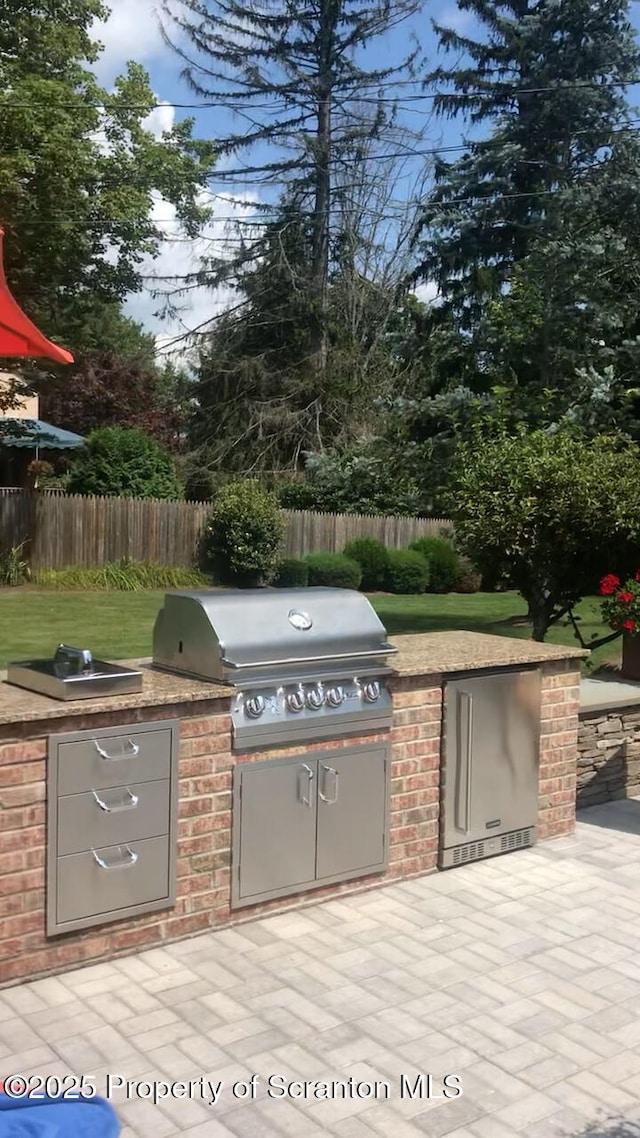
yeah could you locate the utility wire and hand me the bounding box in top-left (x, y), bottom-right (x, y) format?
top-left (3, 75), bottom-right (640, 112)
top-left (9, 176), bottom-right (640, 231)
top-left (7, 110), bottom-right (637, 233)
top-left (3, 113), bottom-right (638, 231)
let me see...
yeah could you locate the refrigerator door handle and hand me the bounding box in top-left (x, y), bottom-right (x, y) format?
top-left (455, 691), bottom-right (473, 833)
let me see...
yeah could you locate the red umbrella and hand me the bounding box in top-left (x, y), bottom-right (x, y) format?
top-left (0, 227), bottom-right (73, 364)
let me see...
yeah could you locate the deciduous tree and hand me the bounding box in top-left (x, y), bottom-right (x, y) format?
top-left (0, 0), bottom-right (215, 355)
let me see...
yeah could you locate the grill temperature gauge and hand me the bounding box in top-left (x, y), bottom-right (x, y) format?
top-left (244, 695), bottom-right (265, 719)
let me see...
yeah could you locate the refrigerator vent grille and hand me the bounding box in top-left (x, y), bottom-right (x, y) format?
top-left (500, 828), bottom-right (534, 853)
top-left (452, 840), bottom-right (485, 865)
top-left (445, 827), bottom-right (535, 869)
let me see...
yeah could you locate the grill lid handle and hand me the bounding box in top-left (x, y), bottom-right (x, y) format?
top-left (220, 644), bottom-right (398, 670)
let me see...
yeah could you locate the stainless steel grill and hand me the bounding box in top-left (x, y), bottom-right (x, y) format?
top-left (152, 588), bottom-right (397, 750)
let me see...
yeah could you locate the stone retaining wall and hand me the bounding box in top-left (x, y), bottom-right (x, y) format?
top-left (577, 707), bottom-right (640, 807)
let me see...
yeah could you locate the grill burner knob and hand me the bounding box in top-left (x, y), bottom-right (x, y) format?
top-left (362, 680), bottom-right (381, 703)
top-left (306, 686), bottom-right (324, 710)
top-left (244, 695), bottom-right (265, 719)
top-left (287, 689), bottom-right (305, 713)
top-left (326, 685), bottom-right (345, 708)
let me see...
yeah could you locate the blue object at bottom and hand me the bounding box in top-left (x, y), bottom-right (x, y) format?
top-left (0, 1094), bottom-right (121, 1137)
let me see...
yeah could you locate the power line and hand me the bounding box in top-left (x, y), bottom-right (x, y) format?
top-left (9, 171), bottom-right (640, 232)
top-left (2, 74), bottom-right (640, 114)
top-left (5, 109), bottom-right (640, 230)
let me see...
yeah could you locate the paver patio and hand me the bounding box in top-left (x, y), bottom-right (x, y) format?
top-left (4, 801), bottom-right (640, 1138)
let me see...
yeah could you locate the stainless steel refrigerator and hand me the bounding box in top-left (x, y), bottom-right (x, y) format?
top-left (439, 666), bottom-right (541, 868)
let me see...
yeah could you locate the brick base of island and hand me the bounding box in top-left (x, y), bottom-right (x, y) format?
top-left (0, 632), bottom-right (585, 987)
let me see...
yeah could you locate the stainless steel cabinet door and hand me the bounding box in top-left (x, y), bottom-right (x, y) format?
top-left (237, 758), bottom-right (317, 900)
top-left (442, 669), bottom-right (541, 849)
top-left (316, 745), bottom-right (387, 881)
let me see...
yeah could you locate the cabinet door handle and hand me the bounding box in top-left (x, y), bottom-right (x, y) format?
top-left (92, 788), bottom-right (139, 813)
top-left (455, 692), bottom-right (473, 834)
top-left (319, 764), bottom-right (339, 805)
top-left (298, 763), bottom-right (314, 807)
top-left (91, 846), bottom-right (138, 870)
top-left (94, 738), bottom-right (140, 761)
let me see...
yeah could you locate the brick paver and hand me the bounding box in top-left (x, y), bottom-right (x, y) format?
top-left (4, 802), bottom-right (640, 1136)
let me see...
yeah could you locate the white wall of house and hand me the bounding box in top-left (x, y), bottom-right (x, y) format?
top-left (0, 371), bottom-right (39, 419)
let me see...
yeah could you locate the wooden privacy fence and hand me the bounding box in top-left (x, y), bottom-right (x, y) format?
top-left (282, 510), bottom-right (450, 558)
top-left (0, 489), bottom-right (450, 570)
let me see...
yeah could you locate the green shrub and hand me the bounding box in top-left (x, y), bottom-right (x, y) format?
top-left (201, 479), bottom-right (285, 586)
top-left (273, 558), bottom-right (309, 587)
top-left (67, 427), bottom-right (182, 500)
top-left (304, 552), bottom-right (362, 589)
top-left (385, 549), bottom-right (429, 594)
top-left (343, 537), bottom-right (388, 591)
top-left (409, 536), bottom-right (460, 592)
top-left (455, 556), bottom-right (483, 594)
top-left (33, 559), bottom-right (209, 591)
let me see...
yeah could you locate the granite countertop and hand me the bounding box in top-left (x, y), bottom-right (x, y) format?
top-left (0, 660), bottom-right (231, 727)
top-left (389, 631), bottom-right (587, 678)
top-left (0, 632), bottom-right (587, 727)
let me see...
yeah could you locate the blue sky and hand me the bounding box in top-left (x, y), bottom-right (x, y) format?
top-left (91, 0), bottom-right (639, 349)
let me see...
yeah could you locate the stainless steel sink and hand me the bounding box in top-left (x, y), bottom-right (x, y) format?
top-left (6, 645), bottom-right (143, 701)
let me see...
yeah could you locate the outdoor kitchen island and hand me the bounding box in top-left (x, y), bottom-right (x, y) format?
top-left (0, 628), bottom-right (585, 987)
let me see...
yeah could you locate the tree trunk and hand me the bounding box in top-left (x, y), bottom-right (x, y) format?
top-left (311, 0), bottom-right (333, 382)
top-left (527, 590), bottom-right (550, 642)
top-left (531, 608), bottom-right (548, 642)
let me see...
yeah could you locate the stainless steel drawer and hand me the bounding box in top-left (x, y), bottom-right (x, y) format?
top-left (57, 779), bottom-right (170, 856)
top-left (57, 728), bottom-right (172, 795)
top-left (56, 836), bottom-right (170, 926)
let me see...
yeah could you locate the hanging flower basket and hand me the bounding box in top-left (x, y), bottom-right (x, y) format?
top-left (600, 571), bottom-right (640, 679)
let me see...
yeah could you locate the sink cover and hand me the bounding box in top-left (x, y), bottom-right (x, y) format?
top-left (6, 658), bottom-right (143, 701)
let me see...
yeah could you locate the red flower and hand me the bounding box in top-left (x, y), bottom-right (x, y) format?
top-left (624, 619), bottom-right (637, 632)
top-left (600, 574), bottom-right (621, 596)
top-left (617, 591), bottom-right (635, 605)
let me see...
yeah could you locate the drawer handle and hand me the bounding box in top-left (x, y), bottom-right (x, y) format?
top-left (92, 788), bottom-right (139, 813)
top-left (92, 846), bottom-right (139, 870)
top-left (93, 738), bottom-right (140, 761)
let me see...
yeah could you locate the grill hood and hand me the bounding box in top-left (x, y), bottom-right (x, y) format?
top-left (152, 588), bottom-right (397, 686)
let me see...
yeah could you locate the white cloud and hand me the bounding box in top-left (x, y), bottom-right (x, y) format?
top-left (436, 3), bottom-right (477, 34)
top-left (142, 101), bottom-right (175, 139)
top-left (92, 0), bottom-right (165, 81)
top-left (414, 280), bottom-right (439, 306)
top-left (124, 190), bottom-right (263, 361)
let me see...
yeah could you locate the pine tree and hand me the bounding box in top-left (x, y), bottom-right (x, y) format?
top-left (161, 0), bottom-right (421, 374)
top-left (414, 0), bottom-right (640, 328)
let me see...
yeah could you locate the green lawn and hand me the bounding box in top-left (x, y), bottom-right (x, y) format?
top-left (0, 588), bottom-right (618, 672)
top-left (375, 593), bottom-right (619, 673)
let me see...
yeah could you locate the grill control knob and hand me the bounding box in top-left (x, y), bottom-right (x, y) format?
top-left (362, 680), bottom-right (382, 703)
top-left (306, 686), bottom-right (324, 710)
top-left (244, 695), bottom-right (265, 719)
top-left (326, 685), bottom-right (345, 708)
top-left (287, 689), bottom-right (305, 713)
